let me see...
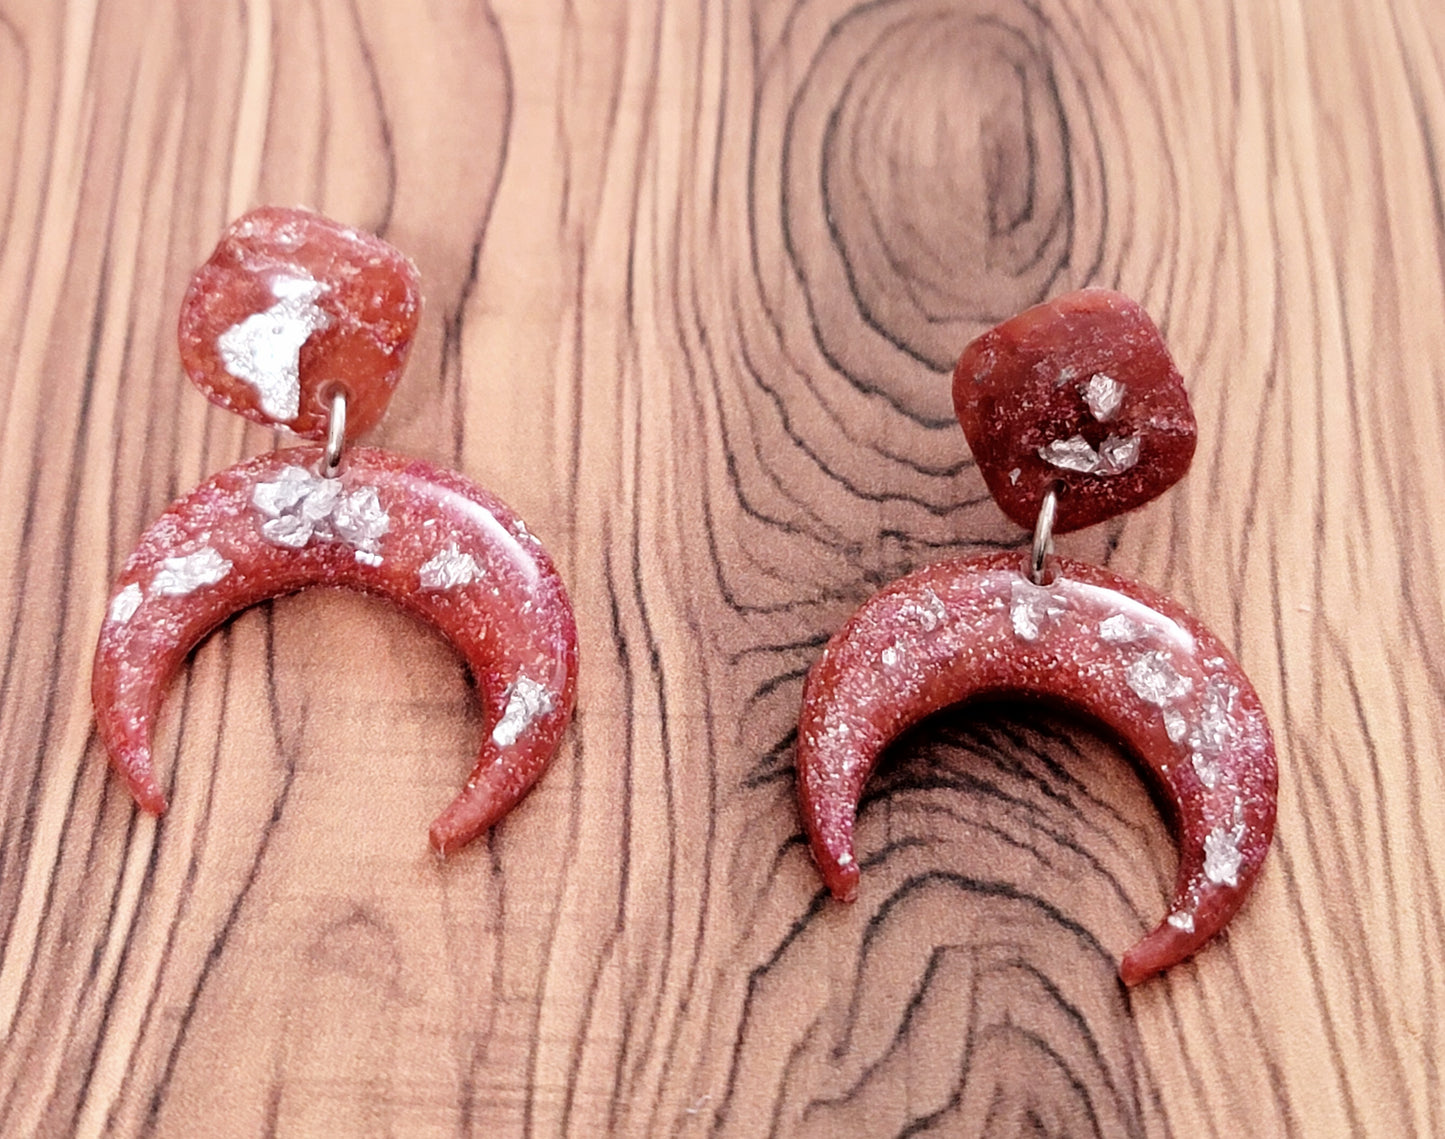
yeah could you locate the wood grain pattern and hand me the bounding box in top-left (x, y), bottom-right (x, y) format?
top-left (1, 1), bottom-right (1442, 1135)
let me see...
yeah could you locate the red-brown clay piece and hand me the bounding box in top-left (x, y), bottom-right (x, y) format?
top-left (953, 289), bottom-right (1197, 533)
top-left (796, 552), bottom-right (1276, 985)
top-left (93, 446), bottom-right (578, 854)
top-left (178, 207), bottom-right (421, 440)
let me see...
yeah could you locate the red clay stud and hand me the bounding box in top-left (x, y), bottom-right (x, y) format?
top-left (178, 206), bottom-right (421, 440)
top-left (953, 288), bottom-right (1197, 533)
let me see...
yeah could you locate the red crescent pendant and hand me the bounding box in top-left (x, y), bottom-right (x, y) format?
top-left (796, 552), bottom-right (1277, 986)
top-left (93, 446), bottom-right (578, 855)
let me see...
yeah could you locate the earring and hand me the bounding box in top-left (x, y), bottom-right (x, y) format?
top-left (92, 207), bottom-right (578, 855)
top-left (794, 289), bottom-right (1276, 985)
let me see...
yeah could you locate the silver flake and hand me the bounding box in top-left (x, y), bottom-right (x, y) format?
top-left (1192, 750), bottom-right (1222, 789)
top-left (1038, 432), bottom-right (1141, 477)
top-left (329, 487), bottom-right (389, 557)
top-left (1190, 673), bottom-right (1238, 756)
top-left (1167, 911), bottom-right (1195, 933)
top-left (1038, 434), bottom-right (1100, 473)
top-left (253, 465), bottom-right (325, 518)
top-left (491, 675), bottom-right (555, 747)
top-left (1125, 651), bottom-right (1192, 707)
top-left (151, 547), bottom-right (233, 596)
top-left (880, 645), bottom-right (901, 668)
top-left (1162, 707), bottom-right (1188, 743)
top-left (902, 588), bottom-right (949, 633)
top-left (1008, 467), bottom-right (1021, 485)
top-left (108, 583), bottom-right (143, 624)
top-left (1082, 373), bottom-right (1126, 421)
top-left (1097, 434), bottom-right (1141, 474)
top-left (260, 513), bottom-right (314, 548)
top-left (1098, 613), bottom-right (1147, 645)
top-left (419, 544), bottom-right (484, 590)
top-left (253, 466), bottom-right (389, 559)
top-left (1010, 578), bottom-right (1065, 642)
top-left (216, 275), bottom-right (331, 421)
top-left (1203, 820), bottom-right (1246, 887)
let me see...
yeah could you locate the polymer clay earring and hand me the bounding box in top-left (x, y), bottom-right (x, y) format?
top-left (93, 208), bottom-right (578, 855)
top-left (795, 289), bottom-right (1276, 984)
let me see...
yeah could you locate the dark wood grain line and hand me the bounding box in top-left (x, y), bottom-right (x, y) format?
top-left (1387, 639), bottom-right (1445, 1128)
top-left (438, 2), bottom-right (512, 469)
top-left (0, 9), bottom-right (28, 265)
top-left (137, 612), bottom-right (295, 1137)
top-left (0, 170), bottom-right (116, 1094)
top-left (343, 0), bottom-right (397, 232)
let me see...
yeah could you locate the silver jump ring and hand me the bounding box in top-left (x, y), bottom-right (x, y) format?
top-left (321, 390), bottom-right (348, 479)
top-left (1029, 485), bottom-right (1059, 585)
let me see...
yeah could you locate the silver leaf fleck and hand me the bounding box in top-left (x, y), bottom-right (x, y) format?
top-left (151, 547), bottom-right (233, 597)
top-left (1038, 434), bottom-right (1100, 473)
top-left (1163, 707), bottom-right (1188, 743)
top-left (491, 675), bottom-right (556, 747)
top-left (902, 588), bottom-right (949, 633)
top-left (1097, 433), bottom-right (1141, 474)
top-left (253, 467), bottom-right (390, 559)
top-left (1126, 651), bottom-right (1192, 706)
top-left (260, 513), bottom-right (314, 548)
top-left (1082, 373), bottom-right (1126, 421)
top-left (251, 466), bottom-right (318, 518)
top-left (108, 583), bottom-right (143, 624)
top-left (329, 487), bottom-right (389, 555)
top-left (1010, 578), bottom-right (1065, 642)
top-left (1167, 911), bottom-right (1195, 933)
top-left (1192, 750), bottom-right (1223, 789)
top-left (419, 544), bottom-right (484, 590)
top-left (216, 276), bottom-right (331, 421)
top-left (1039, 432), bottom-right (1141, 477)
top-left (1098, 613), bottom-right (1147, 645)
top-left (1203, 820), bottom-right (1246, 887)
top-left (1190, 673), bottom-right (1238, 756)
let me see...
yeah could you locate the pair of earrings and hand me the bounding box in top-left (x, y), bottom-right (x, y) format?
top-left (92, 209), bottom-right (1276, 985)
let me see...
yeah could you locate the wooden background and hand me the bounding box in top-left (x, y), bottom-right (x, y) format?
top-left (1, 1), bottom-right (1442, 1135)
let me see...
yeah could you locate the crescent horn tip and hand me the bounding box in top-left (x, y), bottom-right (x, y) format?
top-left (133, 781), bottom-right (168, 816)
top-left (427, 776), bottom-right (511, 857)
top-left (113, 750), bottom-right (168, 815)
top-left (819, 854), bottom-right (859, 902)
top-left (427, 814), bottom-right (473, 859)
top-left (1118, 920), bottom-right (1201, 987)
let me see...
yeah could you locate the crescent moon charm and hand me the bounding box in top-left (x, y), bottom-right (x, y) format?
top-left (93, 446), bottom-right (578, 855)
top-left (796, 552), bottom-right (1276, 985)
